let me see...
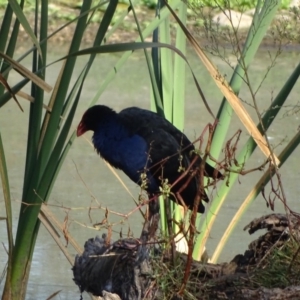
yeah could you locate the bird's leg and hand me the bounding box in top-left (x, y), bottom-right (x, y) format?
top-left (148, 193), bottom-right (160, 219)
top-left (147, 194), bottom-right (160, 239)
top-left (140, 194), bottom-right (160, 244)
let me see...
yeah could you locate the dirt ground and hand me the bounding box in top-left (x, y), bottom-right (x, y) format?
top-left (11, 4), bottom-right (300, 51)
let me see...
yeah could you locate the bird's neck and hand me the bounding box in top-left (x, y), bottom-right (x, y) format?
top-left (92, 116), bottom-right (129, 154)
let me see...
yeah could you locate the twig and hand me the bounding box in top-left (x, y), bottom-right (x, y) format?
top-left (178, 121), bottom-right (217, 295)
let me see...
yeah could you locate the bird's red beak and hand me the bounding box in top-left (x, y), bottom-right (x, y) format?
top-left (77, 121), bottom-right (86, 137)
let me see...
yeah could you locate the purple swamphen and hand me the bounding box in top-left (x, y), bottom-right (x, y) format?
top-left (77, 105), bottom-right (222, 214)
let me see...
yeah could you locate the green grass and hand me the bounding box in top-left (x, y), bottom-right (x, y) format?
top-left (150, 236), bottom-right (300, 298)
top-left (252, 238), bottom-right (300, 288)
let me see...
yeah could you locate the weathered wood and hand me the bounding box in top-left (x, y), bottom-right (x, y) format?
top-left (73, 213), bottom-right (300, 299)
top-left (232, 213), bottom-right (300, 269)
top-left (239, 286), bottom-right (300, 300)
top-left (73, 235), bottom-right (154, 300)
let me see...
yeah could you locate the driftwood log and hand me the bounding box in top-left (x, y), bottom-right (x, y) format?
top-left (73, 213), bottom-right (300, 300)
top-left (73, 234), bottom-right (155, 300)
top-left (234, 212), bottom-right (300, 269)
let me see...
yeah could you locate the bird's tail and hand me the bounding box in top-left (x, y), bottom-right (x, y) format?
top-left (203, 162), bottom-right (223, 179)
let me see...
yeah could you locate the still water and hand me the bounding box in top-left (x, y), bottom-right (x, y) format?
top-left (0, 46), bottom-right (300, 299)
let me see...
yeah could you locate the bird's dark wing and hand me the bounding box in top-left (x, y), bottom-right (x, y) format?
top-left (119, 107), bottom-right (223, 213)
top-left (142, 128), bottom-right (185, 179)
top-left (119, 107), bottom-right (193, 176)
top-left (142, 128), bottom-right (210, 213)
top-left (119, 107), bottom-right (208, 212)
top-left (119, 107), bottom-right (221, 179)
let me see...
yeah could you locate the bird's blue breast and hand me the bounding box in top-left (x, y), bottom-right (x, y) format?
top-left (92, 121), bottom-right (159, 192)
